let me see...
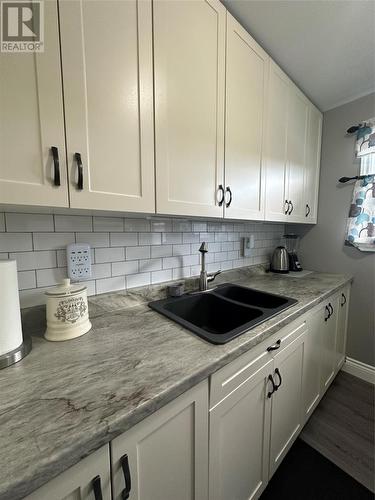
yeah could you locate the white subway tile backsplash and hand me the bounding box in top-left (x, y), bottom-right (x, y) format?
top-left (10, 250), bottom-right (56, 271)
top-left (36, 267), bottom-right (67, 287)
top-left (0, 233), bottom-right (33, 252)
top-left (96, 247), bottom-right (124, 263)
top-left (110, 232), bottom-right (138, 247)
top-left (6, 213), bottom-right (54, 232)
top-left (126, 272), bottom-right (151, 289)
top-left (162, 232), bottom-right (182, 244)
top-left (151, 245), bottom-right (173, 258)
top-left (126, 245), bottom-right (150, 260)
top-left (139, 232), bottom-right (162, 246)
top-left (125, 218), bottom-right (151, 232)
top-left (96, 276), bottom-right (125, 294)
top-left (18, 270), bottom-right (36, 290)
top-left (55, 215), bottom-right (92, 232)
top-left (33, 232), bottom-right (74, 250)
top-left (76, 232), bottom-right (109, 248)
top-left (0, 212), bottom-right (285, 304)
top-left (112, 260), bottom-right (139, 276)
top-left (93, 216), bottom-right (124, 232)
top-left (152, 269), bottom-right (173, 284)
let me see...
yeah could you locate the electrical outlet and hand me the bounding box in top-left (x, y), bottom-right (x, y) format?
top-left (66, 243), bottom-right (92, 281)
top-left (242, 235), bottom-right (255, 257)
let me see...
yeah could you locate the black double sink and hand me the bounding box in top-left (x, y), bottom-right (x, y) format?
top-left (149, 284), bottom-right (297, 344)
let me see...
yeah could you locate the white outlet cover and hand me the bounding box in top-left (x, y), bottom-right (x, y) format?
top-left (242, 235), bottom-right (255, 257)
top-left (66, 243), bottom-right (92, 281)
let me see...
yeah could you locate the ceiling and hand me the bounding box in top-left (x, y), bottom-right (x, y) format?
top-left (222, 0), bottom-right (375, 111)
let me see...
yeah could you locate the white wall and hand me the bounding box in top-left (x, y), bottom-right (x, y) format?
top-left (291, 93), bottom-right (375, 367)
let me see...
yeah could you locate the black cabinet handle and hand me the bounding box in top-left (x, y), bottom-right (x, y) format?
top-left (284, 200), bottom-right (289, 215)
top-left (225, 186), bottom-right (233, 207)
top-left (305, 204), bottom-right (311, 217)
top-left (120, 454), bottom-right (131, 500)
top-left (274, 368), bottom-right (282, 389)
top-left (51, 147), bottom-right (61, 187)
top-left (341, 293), bottom-right (347, 307)
top-left (288, 200), bottom-right (294, 215)
top-left (328, 303), bottom-right (334, 316)
top-left (217, 184), bottom-right (225, 207)
top-left (267, 339), bottom-right (281, 352)
top-left (324, 305), bottom-right (330, 322)
top-left (267, 374), bottom-right (277, 398)
top-left (92, 475), bottom-right (103, 500)
top-left (75, 152), bottom-right (83, 190)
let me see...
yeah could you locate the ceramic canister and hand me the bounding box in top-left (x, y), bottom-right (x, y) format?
top-left (45, 279), bottom-right (92, 341)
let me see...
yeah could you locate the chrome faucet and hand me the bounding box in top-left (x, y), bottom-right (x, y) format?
top-left (198, 242), bottom-right (222, 291)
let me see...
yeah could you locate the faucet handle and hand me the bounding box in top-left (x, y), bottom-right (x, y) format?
top-left (199, 242), bottom-right (208, 253)
top-left (208, 269), bottom-right (222, 282)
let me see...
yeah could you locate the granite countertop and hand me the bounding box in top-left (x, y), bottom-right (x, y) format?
top-left (0, 266), bottom-right (352, 500)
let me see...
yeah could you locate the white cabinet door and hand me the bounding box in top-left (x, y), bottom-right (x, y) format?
top-left (209, 358), bottom-right (273, 500)
top-left (0, 1), bottom-right (68, 208)
top-left (269, 332), bottom-right (305, 477)
top-left (336, 286), bottom-right (351, 370)
top-left (302, 305), bottom-right (323, 423)
top-left (224, 14), bottom-right (269, 221)
top-left (111, 381), bottom-right (209, 500)
top-left (59, 0), bottom-right (155, 213)
top-left (154, 0), bottom-right (225, 218)
top-left (304, 104), bottom-right (322, 223)
top-left (286, 84), bottom-right (309, 222)
top-left (321, 295), bottom-right (339, 391)
top-left (264, 62), bottom-right (289, 222)
top-left (25, 445), bottom-right (111, 500)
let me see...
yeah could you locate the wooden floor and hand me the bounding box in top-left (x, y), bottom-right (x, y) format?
top-left (301, 371), bottom-right (375, 492)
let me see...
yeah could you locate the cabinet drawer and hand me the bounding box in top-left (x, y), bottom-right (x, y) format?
top-left (210, 318), bottom-right (306, 409)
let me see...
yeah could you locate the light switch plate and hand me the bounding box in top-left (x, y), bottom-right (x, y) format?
top-left (67, 243), bottom-right (92, 281)
top-left (242, 235), bottom-right (255, 257)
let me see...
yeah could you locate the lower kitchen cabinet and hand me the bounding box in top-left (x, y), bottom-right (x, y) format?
top-left (269, 329), bottom-right (305, 477)
top-left (111, 380), bottom-right (209, 500)
top-left (320, 294), bottom-right (340, 391)
top-left (25, 444), bottom-right (111, 500)
top-left (336, 285), bottom-right (350, 370)
top-left (209, 358), bottom-right (273, 500)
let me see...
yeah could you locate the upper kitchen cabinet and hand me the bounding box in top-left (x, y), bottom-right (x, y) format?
top-left (304, 103), bottom-right (323, 222)
top-left (224, 14), bottom-right (269, 220)
top-left (264, 62), bottom-right (320, 223)
top-left (286, 83), bottom-right (309, 222)
top-left (264, 62), bottom-right (290, 222)
top-left (59, 0), bottom-right (155, 213)
top-left (0, 1), bottom-right (68, 208)
top-left (154, 0), bottom-right (226, 218)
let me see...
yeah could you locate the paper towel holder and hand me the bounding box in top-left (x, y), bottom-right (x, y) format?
top-left (0, 334), bottom-right (32, 370)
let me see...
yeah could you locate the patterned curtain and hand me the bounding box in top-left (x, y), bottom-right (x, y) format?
top-left (345, 119), bottom-right (375, 252)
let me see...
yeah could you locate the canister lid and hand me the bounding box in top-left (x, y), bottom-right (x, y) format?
top-left (45, 278), bottom-right (86, 297)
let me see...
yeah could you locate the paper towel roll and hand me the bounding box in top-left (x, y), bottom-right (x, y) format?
top-left (0, 260), bottom-right (23, 356)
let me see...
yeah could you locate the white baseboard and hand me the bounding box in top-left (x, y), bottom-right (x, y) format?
top-left (342, 357), bottom-right (375, 384)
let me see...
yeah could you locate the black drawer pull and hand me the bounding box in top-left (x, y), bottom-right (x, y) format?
top-left (288, 200), bottom-right (294, 215)
top-left (267, 374), bottom-right (277, 398)
top-left (305, 204), bottom-right (311, 217)
top-left (341, 293), bottom-right (347, 307)
top-left (217, 184), bottom-right (225, 206)
top-left (328, 303), bottom-right (334, 316)
top-left (324, 305), bottom-right (330, 322)
top-left (225, 186), bottom-right (233, 207)
top-left (121, 454), bottom-right (131, 500)
top-left (92, 475), bottom-right (103, 500)
top-left (267, 339), bottom-right (281, 352)
top-left (284, 200), bottom-right (289, 215)
top-left (51, 146), bottom-right (60, 187)
top-left (274, 368), bottom-right (282, 389)
top-left (75, 152), bottom-right (84, 190)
